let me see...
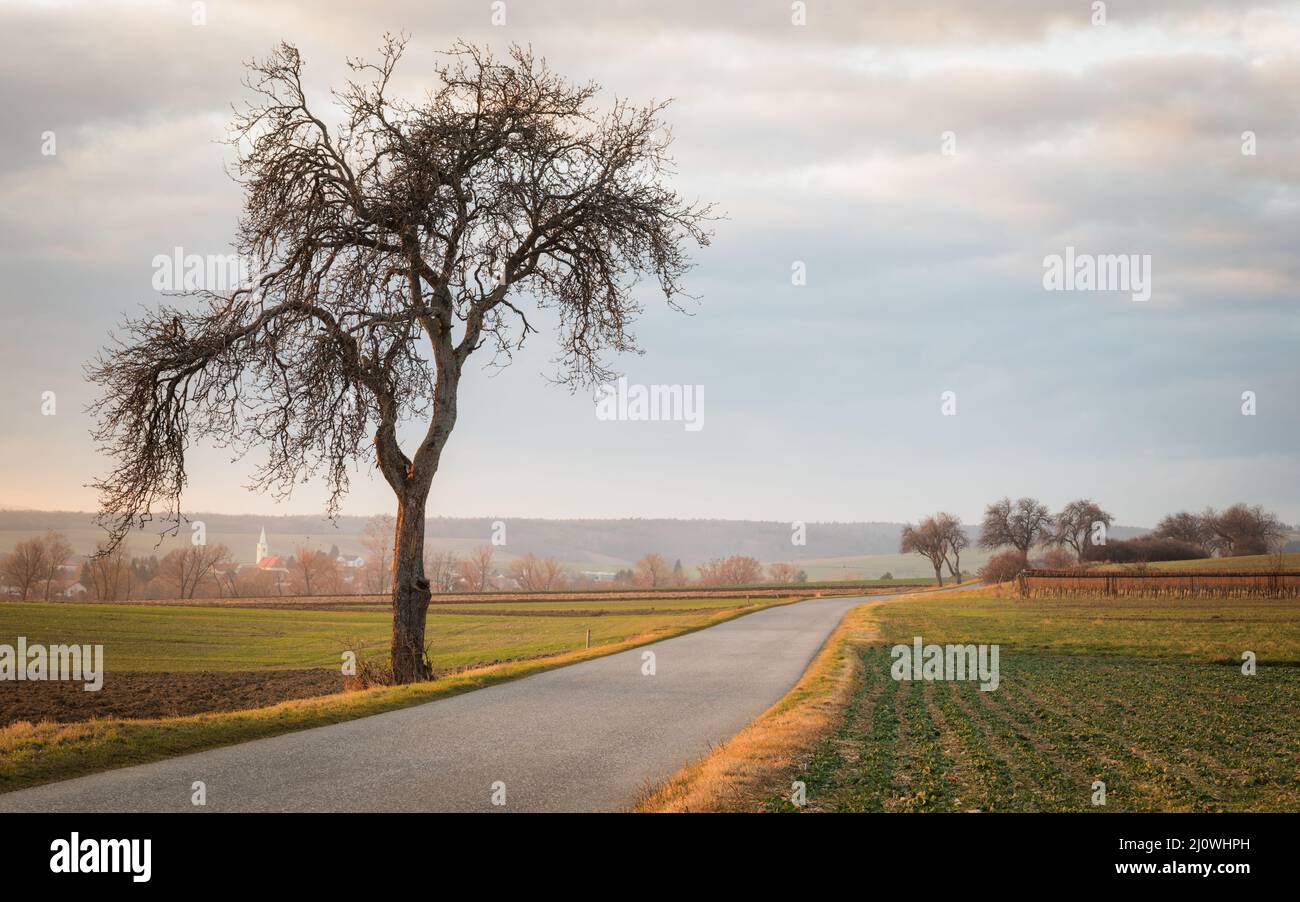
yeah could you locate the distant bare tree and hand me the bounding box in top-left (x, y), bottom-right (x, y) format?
top-left (290, 545), bottom-right (338, 595)
top-left (158, 543), bottom-right (232, 598)
top-left (87, 542), bottom-right (134, 601)
top-left (979, 497), bottom-right (1052, 554)
top-left (460, 545), bottom-right (495, 593)
top-left (1, 538), bottom-right (49, 601)
top-left (1151, 510), bottom-right (1211, 549)
top-left (934, 512), bottom-right (968, 582)
top-left (40, 532), bottom-right (73, 601)
top-left (510, 553), bottom-right (543, 591)
top-left (216, 564), bottom-right (241, 598)
top-left (696, 555), bottom-right (762, 586)
top-left (424, 550), bottom-right (461, 593)
top-left (766, 561), bottom-right (798, 584)
top-left (901, 518), bottom-right (948, 586)
top-left (671, 558), bottom-right (687, 586)
top-left (634, 553), bottom-right (669, 588)
top-left (87, 37), bottom-right (713, 682)
top-left (361, 514), bottom-right (396, 593)
top-left (540, 556), bottom-right (567, 590)
top-left (1049, 499), bottom-right (1113, 561)
top-left (1202, 504), bottom-right (1288, 557)
top-left (511, 553), bottom-right (566, 591)
top-left (229, 566), bottom-right (280, 597)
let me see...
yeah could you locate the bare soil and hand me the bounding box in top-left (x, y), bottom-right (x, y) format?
top-left (0, 669), bottom-right (343, 726)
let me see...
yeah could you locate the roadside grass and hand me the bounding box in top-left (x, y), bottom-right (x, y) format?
top-left (641, 587), bottom-right (1300, 813)
top-left (0, 599), bottom-right (793, 794)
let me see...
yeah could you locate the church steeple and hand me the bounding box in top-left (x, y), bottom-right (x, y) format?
top-left (256, 527), bottom-right (269, 564)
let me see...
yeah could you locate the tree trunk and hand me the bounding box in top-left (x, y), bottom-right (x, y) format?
top-left (390, 492), bottom-right (432, 683)
top-left (933, 560), bottom-right (945, 587)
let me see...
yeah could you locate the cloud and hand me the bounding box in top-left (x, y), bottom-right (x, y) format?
top-left (0, 0), bottom-right (1297, 524)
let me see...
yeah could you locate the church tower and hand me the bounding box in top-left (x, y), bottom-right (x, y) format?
top-left (256, 527), bottom-right (269, 565)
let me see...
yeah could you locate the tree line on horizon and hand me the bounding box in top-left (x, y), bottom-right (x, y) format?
top-left (0, 518), bottom-right (813, 601)
top-left (901, 497), bottom-right (1291, 586)
top-left (2, 501), bottom-right (1289, 601)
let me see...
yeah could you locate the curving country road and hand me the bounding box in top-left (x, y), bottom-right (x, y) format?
top-left (0, 588), bottom-right (962, 812)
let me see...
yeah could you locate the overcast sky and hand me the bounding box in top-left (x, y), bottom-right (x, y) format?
top-left (1, 0), bottom-right (1297, 527)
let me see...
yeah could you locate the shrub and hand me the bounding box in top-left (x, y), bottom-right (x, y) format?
top-left (342, 655), bottom-right (395, 690)
top-left (979, 549), bottom-right (1029, 584)
top-left (1041, 547), bottom-right (1075, 570)
top-left (1096, 536), bottom-right (1208, 564)
top-left (340, 639), bottom-right (433, 690)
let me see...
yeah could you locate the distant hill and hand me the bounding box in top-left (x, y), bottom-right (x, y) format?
top-left (0, 509), bottom-right (1150, 568)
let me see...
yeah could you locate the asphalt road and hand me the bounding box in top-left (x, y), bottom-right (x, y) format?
top-left (0, 590), bottom-right (939, 812)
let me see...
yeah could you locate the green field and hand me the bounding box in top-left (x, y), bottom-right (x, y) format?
top-left (770, 590), bottom-right (1300, 812)
top-left (0, 595), bottom-right (770, 673)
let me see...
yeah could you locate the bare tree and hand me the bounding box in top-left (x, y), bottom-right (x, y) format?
top-left (87, 542), bottom-right (134, 601)
top-left (510, 553), bottom-right (544, 591)
top-left (1202, 504), bottom-right (1288, 557)
top-left (1151, 510), bottom-right (1211, 549)
top-left (290, 545), bottom-right (338, 595)
top-left (766, 561), bottom-right (797, 584)
top-left (41, 532), bottom-right (73, 601)
top-left (979, 497), bottom-right (1052, 554)
top-left (86, 37), bottom-right (712, 682)
top-left (932, 512), bottom-right (967, 582)
top-left (1, 537), bottom-right (49, 601)
top-left (424, 549), bottom-right (461, 593)
top-left (1048, 499), bottom-right (1113, 561)
top-left (540, 556), bottom-right (567, 590)
top-left (238, 566), bottom-right (282, 597)
top-left (696, 555), bottom-right (762, 586)
top-left (901, 518), bottom-right (948, 587)
top-left (361, 513), bottom-right (396, 593)
top-left (459, 545), bottom-right (495, 593)
top-left (510, 553), bottom-right (566, 591)
top-left (157, 543), bottom-right (232, 598)
top-left (634, 552), bottom-right (669, 588)
top-left (671, 558), bottom-right (687, 586)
